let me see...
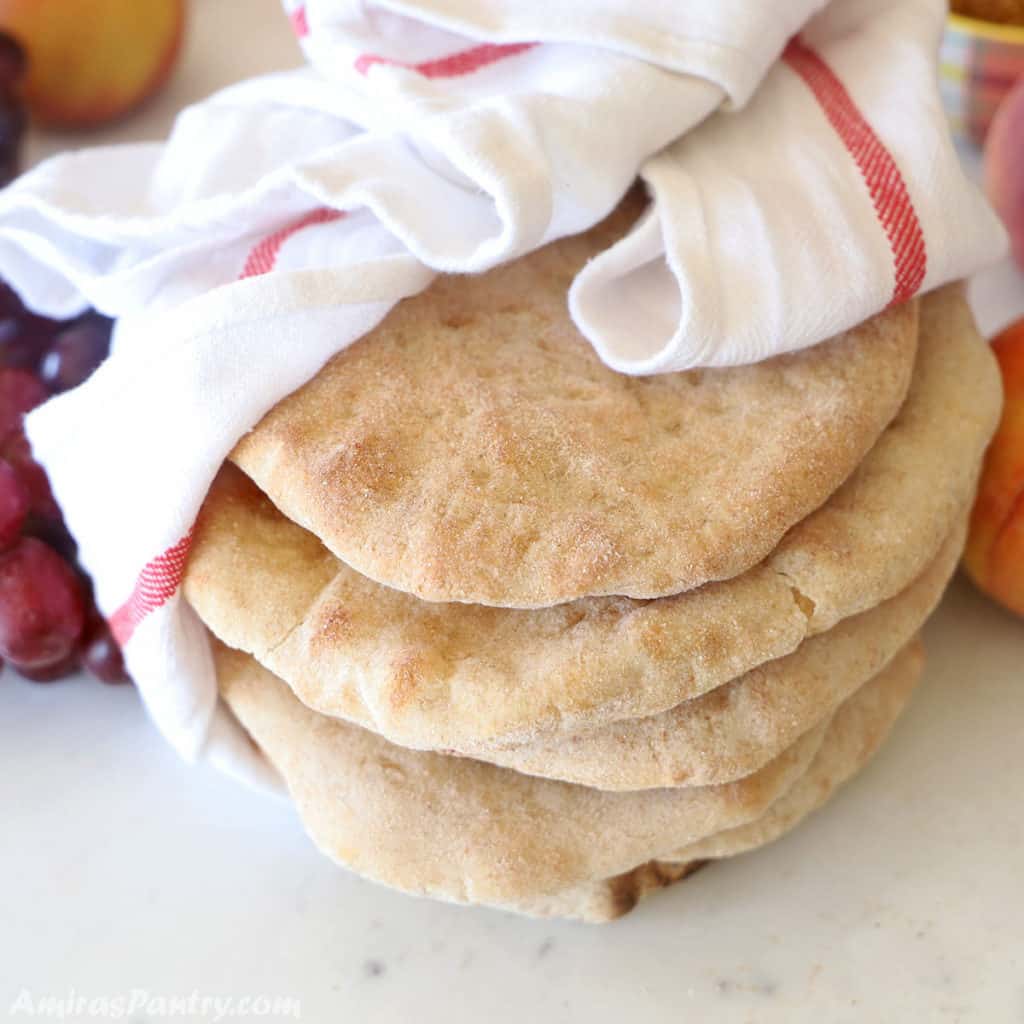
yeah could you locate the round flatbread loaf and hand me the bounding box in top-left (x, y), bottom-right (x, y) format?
top-left (462, 519), bottom-right (960, 789)
top-left (185, 287), bottom-right (997, 752)
top-left (217, 639), bottom-right (921, 917)
top-left (521, 641), bottom-right (923, 921)
top-left (231, 196), bottom-right (918, 607)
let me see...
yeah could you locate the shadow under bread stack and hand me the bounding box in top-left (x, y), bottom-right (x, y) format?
top-left (182, 202), bottom-right (1002, 921)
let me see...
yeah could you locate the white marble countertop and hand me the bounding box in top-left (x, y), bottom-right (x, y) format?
top-left (3, 3), bottom-right (1023, 1021)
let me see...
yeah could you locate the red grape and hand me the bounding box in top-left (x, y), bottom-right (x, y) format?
top-left (82, 619), bottom-right (130, 685)
top-left (40, 315), bottom-right (112, 393)
top-left (16, 652), bottom-right (80, 683)
top-left (0, 458), bottom-right (27, 549)
top-left (0, 368), bottom-right (46, 441)
top-left (0, 537), bottom-right (86, 668)
top-left (0, 273), bottom-right (131, 692)
top-left (2, 426), bottom-right (59, 521)
top-left (0, 282), bottom-right (23, 318)
top-left (0, 313), bottom-right (58, 373)
top-left (0, 319), bottom-right (39, 372)
top-left (24, 513), bottom-right (77, 561)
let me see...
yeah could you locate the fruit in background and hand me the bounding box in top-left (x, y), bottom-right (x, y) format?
top-left (985, 78), bottom-right (1024, 272)
top-left (2, 425), bottom-right (60, 521)
top-left (0, 280), bottom-right (130, 685)
top-left (17, 652), bottom-right (80, 682)
top-left (0, 87), bottom-right (24, 180)
top-left (0, 536), bottom-right (85, 667)
top-left (0, 26), bottom-right (24, 84)
top-left (964, 317), bottom-right (1024, 617)
top-left (0, 457), bottom-right (26, 548)
top-left (82, 616), bottom-right (128, 685)
top-left (953, 0), bottom-right (1024, 25)
top-left (0, 367), bottom-right (44, 439)
top-left (0, 0), bottom-right (185, 129)
top-left (0, 33), bottom-right (25, 186)
top-left (0, 311), bottom-right (57, 372)
top-left (0, 32), bottom-right (131, 688)
top-left (40, 314), bottom-right (112, 393)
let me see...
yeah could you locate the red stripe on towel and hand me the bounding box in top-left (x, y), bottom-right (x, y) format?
top-left (239, 207), bottom-right (345, 279)
top-left (113, 207), bottom-right (346, 644)
top-left (355, 41), bottom-right (536, 79)
top-left (109, 529), bottom-right (194, 645)
top-left (289, 5), bottom-right (309, 37)
top-left (783, 37), bottom-right (927, 305)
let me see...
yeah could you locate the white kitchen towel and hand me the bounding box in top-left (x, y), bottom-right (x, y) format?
top-left (571, 0), bottom-right (1006, 371)
top-left (0, 0), bottom-right (1004, 788)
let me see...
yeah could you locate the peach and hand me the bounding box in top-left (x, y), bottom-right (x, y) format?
top-left (985, 77), bottom-right (1024, 272)
top-left (0, 0), bottom-right (184, 129)
top-left (964, 317), bottom-right (1024, 617)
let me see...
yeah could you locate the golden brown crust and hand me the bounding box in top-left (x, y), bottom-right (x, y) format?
top-left (184, 288), bottom-right (997, 753)
top-left (604, 861), bottom-right (708, 919)
top-left (476, 521), bottom-right (960, 789)
top-left (767, 285), bottom-right (1000, 634)
top-left (218, 640), bottom-right (922, 919)
top-left (217, 642), bottom-right (825, 908)
top-left (521, 641), bottom-right (923, 921)
top-left (231, 200), bottom-right (918, 607)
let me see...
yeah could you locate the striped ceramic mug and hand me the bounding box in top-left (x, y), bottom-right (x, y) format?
top-left (940, 13), bottom-right (1024, 146)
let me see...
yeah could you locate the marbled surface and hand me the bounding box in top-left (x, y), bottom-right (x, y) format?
top-left (2, 580), bottom-right (1021, 1022)
top-left (3, 2), bottom-right (1023, 1021)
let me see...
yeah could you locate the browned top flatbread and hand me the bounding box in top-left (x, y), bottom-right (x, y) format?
top-left (184, 287), bottom-right (997, 752)
top-left (232, 198), bottom-right (918, 607)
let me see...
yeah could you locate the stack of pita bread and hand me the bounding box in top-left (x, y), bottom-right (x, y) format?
top-left (183, 201), bottom-right (1002, 921)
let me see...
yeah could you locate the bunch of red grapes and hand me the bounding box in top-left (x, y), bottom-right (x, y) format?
top-left (0, 32), bottom-right (129, 686)
top-left (0, 287), bottom-right (130, 685)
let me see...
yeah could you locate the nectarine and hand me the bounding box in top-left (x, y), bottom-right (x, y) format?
top-left (985, 78), bottom-right (1024, 272)
top-left (0, 0), bottom-right (184, 129)
top-left (964, 317), bottom-right (1024, 617)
